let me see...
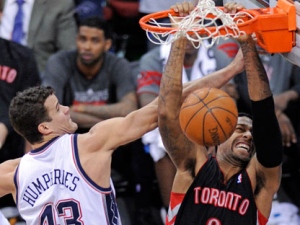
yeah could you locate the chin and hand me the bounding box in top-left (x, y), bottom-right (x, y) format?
top-left (73, 124), bottom-right (78, 132)
top-left (69, 122), bottom-right (78, 133)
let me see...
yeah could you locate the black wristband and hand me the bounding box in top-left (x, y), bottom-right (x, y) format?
top-left (251, 96), bottom-right (283, 168)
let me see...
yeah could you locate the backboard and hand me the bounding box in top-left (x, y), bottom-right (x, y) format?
top-left (223, 0), bottom-right (300, 67)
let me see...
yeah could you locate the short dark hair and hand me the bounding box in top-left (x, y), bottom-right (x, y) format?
top-left (9, 86), bottom-right (54, 144)
top-left (238, 112), bottom-right (253, 120)
top-left (78, 16), bottom-right (113, 40)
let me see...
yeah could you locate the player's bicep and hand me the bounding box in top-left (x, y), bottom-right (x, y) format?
top-left (79, 118), bottom-right (125, 153)
top-left (247, 155), bottom-right (281, 195)
top-left (247, 156), bottom-right (281, 218)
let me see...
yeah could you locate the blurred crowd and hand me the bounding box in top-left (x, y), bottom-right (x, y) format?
top-left (0, 0), bottom-right (300, 224)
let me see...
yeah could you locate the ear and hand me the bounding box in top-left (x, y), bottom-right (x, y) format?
top-left (104, 39), bottom-right (113, 51)
top-left (38, 122), bottom-right (52, 135)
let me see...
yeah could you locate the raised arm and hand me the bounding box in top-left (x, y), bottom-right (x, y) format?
top-left (238, 31), bottom-right (283, 217)
top-left (158, 36), bottom-right (192, 170)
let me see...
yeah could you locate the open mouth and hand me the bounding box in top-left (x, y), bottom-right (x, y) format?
top-left (235, 142), bottom-right (251, 153)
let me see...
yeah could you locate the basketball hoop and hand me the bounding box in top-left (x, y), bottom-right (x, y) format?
top-left (139, 0), bottom-right (296, 53)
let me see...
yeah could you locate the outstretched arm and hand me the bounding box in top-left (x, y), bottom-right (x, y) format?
top-left (78, 97), bottom-right (158, 153)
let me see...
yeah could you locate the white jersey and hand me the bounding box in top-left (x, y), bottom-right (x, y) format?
top-left (14, 134), bottom-right (122, 225)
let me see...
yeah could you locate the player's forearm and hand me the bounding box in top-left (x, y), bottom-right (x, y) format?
top-left (239, 36), bottom-right (272, 101)
top-left (182, 51), bottom-right (243, 101)
top-left (159, 37), bottom-right (187, 117)
top-left (240, 36), bottom-right (282, 167)
top-left (252, 96), bottom-right (283, 168)
top-left (138, 93), bottom-right (158, 108)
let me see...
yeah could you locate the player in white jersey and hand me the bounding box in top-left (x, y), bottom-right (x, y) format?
top-left (0, 5), bottom-right (245, 224)
top-left (16, 134), bottom-right (121, 224)
top-left (3, 86), bottom-right (158, 225)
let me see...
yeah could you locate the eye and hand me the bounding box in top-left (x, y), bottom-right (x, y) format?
top-left (79, 36), bottom-right (86, 42)
top-left (92, 39), bottom-right (99, 44)
top-left (235, 126), bottom-right (244, 132)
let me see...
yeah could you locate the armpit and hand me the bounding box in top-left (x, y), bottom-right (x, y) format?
top-left (254, 170), bottom-right (266, 196)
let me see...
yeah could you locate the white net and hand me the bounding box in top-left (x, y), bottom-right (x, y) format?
top-left (146, 0), bottom-right (254, 48)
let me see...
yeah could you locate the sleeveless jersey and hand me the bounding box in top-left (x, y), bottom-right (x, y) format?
top-left (14, 134), bottom-right (122, 225)
top-left (173, 155), bottom-right (267, 225)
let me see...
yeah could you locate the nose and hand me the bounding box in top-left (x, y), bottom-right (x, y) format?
top-left (243, 130), bottom-right (252, 140)
top-left (82, 40), bottom-right (91, 50)
top-left (63, 105), bottom-right (69, 114)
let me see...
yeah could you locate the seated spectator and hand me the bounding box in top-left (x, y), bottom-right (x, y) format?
top-left (42, 16), bottom-right (137, 127)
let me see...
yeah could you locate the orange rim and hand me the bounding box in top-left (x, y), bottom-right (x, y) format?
top-left (139, 8), bottom-right (260, 35)
top-left (139, 0), bottom-right (297, 53)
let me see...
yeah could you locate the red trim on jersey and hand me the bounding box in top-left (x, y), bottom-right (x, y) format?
top-left (166, 192), bottom-right (185, 225)
top-left (257, 210), bottom-right (268, 225)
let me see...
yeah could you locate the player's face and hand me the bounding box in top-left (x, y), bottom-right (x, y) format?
top-left (218, 116), bottom-right (255, 164)
top-left (76, 26), bottom-right (111, 66)
top-left (45, 95), bottom-right (78, 134)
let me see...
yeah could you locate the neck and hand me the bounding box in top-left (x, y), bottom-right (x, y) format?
top-left (31, 134), bottom-right (61, 149)
top-left (216, 155), bottom-right (244, 183)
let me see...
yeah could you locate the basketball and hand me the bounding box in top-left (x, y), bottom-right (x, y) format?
top-left (179, 87), bottom-right (238, 147)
